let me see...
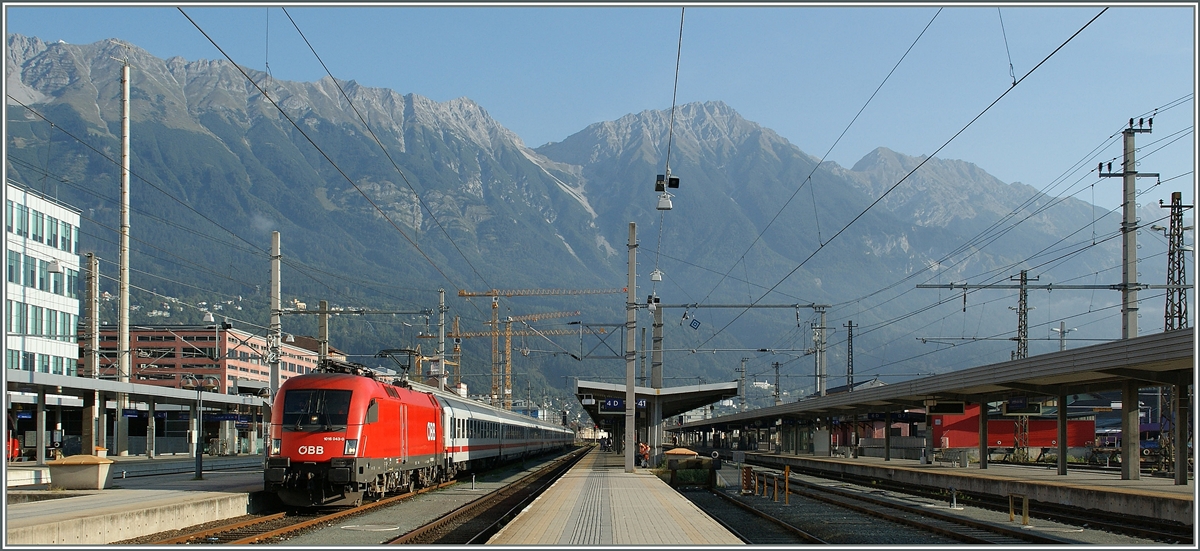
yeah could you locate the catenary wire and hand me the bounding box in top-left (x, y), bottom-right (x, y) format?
top-left (178, 8), bottom-right (464, 299)
top-left (280, 7), bottom-right (493, 306)
top-left (692, 7), bottom-right (942, 309)
top-left (653, 7), bottom-right (686, 296)
top-left (694, 8), bottom-right (1110, 351)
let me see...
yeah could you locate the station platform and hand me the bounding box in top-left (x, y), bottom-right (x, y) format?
top-left (488, 448), bottom-right (742, 545)
top-left (728, 448), bottom-right (1194, 527)
top-left (6, 453), bottom-right (264, 488)
top-left (5, 455), bottom-right (268, 545)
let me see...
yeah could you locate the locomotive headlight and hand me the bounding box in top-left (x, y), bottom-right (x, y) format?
top-left (271, 439), bottom-right (281, 455)
top-left (343, 439), bottom-right (358, 456)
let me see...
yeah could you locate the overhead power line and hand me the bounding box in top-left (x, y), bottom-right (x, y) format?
top-left (178, 8), bottom-right (464, 298)
top-left (694, 8), bottom-right (1110, 351)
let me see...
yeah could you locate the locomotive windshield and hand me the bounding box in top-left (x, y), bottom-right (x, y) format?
top-left (281, 389), bottom-right (353, 431)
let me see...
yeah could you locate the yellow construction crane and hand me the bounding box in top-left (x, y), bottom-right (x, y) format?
top-left (457, 287), bottom-right (625, 408)
top-left (495, 310), bottom-right (576, 410)
top-left (419, 320), bottom-right (605, 408)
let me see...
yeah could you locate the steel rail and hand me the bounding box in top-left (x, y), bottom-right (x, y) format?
top-left (227, 480), bottom-right (456, 545)
top-left (388, 447), bottom-right (589, 544)
top-left (703, 487), bottom-right (828, 544)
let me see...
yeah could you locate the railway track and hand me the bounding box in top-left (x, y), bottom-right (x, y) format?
top-left (702, 467), bottom-right (1065, 545)
top-left (681, 488), bottom-right (826, 544)
top-left (148, 480), bottom-right (455, 545)
top-left (758, 469), bottom-right (1062, 545)
top-left (747, 459), bottom-right (1192, 544)
top-left (387, 447), bottom-right (590, 544)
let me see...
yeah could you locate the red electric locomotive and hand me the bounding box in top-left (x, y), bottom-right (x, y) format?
top-left (266, 358), bottom-right (574, 507)
top-left (265, 361), bottom-right (445, 507)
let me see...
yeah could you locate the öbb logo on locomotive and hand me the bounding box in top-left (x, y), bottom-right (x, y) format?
top-left (264, 358), bottom-right (574, 507)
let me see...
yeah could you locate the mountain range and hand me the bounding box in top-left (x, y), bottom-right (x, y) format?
top-left (7, 34), bottom-right (1166, 407)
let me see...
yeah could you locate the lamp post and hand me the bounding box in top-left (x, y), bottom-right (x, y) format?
top-left (183, 373), bottom-right (204, 479)
top-left (1050, 321), bottom-right (1077, 352)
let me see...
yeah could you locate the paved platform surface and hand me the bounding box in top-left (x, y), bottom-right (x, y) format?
top-left (5, 456), bottom-right (265, 545)
top-left (6, 452), bottom-right (263, 487)
top-left (488, 449), bottom-right (742, 545)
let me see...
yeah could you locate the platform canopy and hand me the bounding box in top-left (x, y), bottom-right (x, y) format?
top-left (574, 380), bottom-right (738, 428)
top-left (6, 370), bottom-right (267, 409)
top-left (677, 328), bottom-right (1193, 431)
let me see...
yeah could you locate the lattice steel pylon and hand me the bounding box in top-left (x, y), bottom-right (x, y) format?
top-left (1158, 191), bottom-right (1191, 475)
top-left (1014, 415), bottom-right (1031, 463)
top-left (1162, 191), bottom-right (1192, 331)
top-left (1009, 270), bottom-right (1037, 360)
top-left (1160, 386), bottom-right (1175, 474)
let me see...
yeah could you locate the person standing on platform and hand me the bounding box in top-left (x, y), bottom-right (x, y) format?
top-left (638, 442), bottom-right (650, 468)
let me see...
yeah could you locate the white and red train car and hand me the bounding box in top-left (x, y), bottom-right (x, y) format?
top-left (265, 359), bottom-right (573, 507)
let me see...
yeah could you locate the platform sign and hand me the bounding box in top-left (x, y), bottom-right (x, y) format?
top-left (1002, 402), bottom-right (1043, 416)
top-left (599, 398), bottom-right (646, 413)
top-left (122, 409), bottom-right (140, 418)
top-left (1008, 396), bottom-right (1028, 409)
top-left (926, 402), bottom-right (965, 415)
top-left (15, 412), bottom-right (31, 419)
top-left (866, 412), bottom-right (924, 423)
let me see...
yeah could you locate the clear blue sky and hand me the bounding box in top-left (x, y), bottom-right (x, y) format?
top-left (5, 4), bottom-right (1196, 212)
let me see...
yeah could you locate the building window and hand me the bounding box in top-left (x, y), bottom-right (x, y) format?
top-left (181, 347), bottom-right (216, 359)
top-left (52, 356), bottom-right (63, 375)
top-left (37, 259), bottom-right (49, 291)
top-left (15, 204), bottom-right (28, 237)
top-left (11, 301), bottom-right (27, 335)
top-left (136, 335), bottom-right (176, 341)
top-left (60, 312), bottom-right (73, 342)
top-left (43, 308), bottom-right (55, 338)
top-left (21, 351), bottom-right (35, 371)
top-left (136, 373), bottom-right (175, 381)
top-left (23, 254), bottom-right (36, 287)
top-left (65, 269), bottom-right (78, 299)
top-left (29, 305), bottom-right (43, 336)
top-left (7, 250), bottom-right (19, 283)
top-left (30, 210), bottom-right (44, 243)
top-left (7, 350), bottom-right (19, 370)
top-left (37, 354), bottom-right (49, 373)
top-left (51, 271), bottom-right (63, 295)
top-left (60, 221), bottom-right (72, 252)
top-left (46, 216), bottom-right (58, 248)
top-left (136, 347), bottom-right (176, 359)
top-left (5, 200), bottom-right (12, 233)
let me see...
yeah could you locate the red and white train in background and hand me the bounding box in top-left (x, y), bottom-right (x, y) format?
top-left (265, 359), bottom-right (574, 507)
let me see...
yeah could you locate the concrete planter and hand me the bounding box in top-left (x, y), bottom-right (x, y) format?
top-left (47, 454), bottom-right (115, 490)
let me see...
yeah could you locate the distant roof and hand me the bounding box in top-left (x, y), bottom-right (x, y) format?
top-left (290, 335), bottom-right (346, 356)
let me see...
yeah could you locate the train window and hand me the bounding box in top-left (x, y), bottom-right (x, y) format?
top-left (281, 389), bottom-right (353, 430)
top-left (365, 399), bottom-right (379, 423)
